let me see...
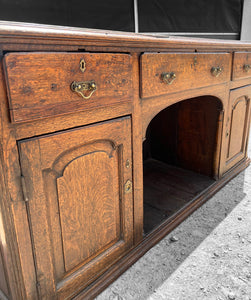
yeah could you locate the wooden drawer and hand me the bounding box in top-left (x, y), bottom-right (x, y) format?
top-left (232, 52), bottom-right (251, 80)
top-left (140, 53), bottom-right (231, 98)
top-left (3, 52), bottom-right (133, 123)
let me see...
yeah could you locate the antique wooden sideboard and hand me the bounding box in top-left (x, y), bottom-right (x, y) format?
top-left (0, 21), bottom-right (251, 300)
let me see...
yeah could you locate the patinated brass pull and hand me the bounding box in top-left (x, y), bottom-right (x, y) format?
top-left (161, 72), bottom-right (176, 85)
top-left (71, 81), bottom-right (97, 99)
top-left (243, 64), bottom-right (251, 72)
top-left (211, 66), bottom-right (223, 77)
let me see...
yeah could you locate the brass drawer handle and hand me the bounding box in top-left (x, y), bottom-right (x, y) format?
top-left (161, 72), bottom-right (176, 85)
top-left (243, 64), bottom-right (251, 72)
top-left (71, 81), bottom-right (97, 99)
top-left (211, 66), bottom-right (223, 77)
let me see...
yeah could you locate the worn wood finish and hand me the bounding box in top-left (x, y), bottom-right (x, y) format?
top-left (2, 21), bottom-right (251, 52)
top-left (140, 53), bottom-right (231, 98)
top-left (141, 84), bottom-right (229, 141)
top-left (18, 117), bottom-right (133, 299)
top-left (0, 62), bottom-right (36, 300)
top-left (222, 85), bottom-right (251, 173)
top-left (232, 52), bottom-right (251, 80)
top-left (131, 53), bottom-right (144, 244)
top-left (4, 52), bottom-right (133, 123)
top-left (0, 22), bottom-right (251, 300)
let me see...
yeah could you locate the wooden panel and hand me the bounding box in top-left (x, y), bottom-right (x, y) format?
top-left (3, 52), bottom-right (133, 123)
top-left (232, 52), bottom-right (251, 80)
top-left (226, 96), bottom-right (250, 167)
top-left (57, 152), bottom-right (119, 272)
top-left (146, 96), bottom-right (222, 177)
top-left (140, 53), bottom-right (231, 98)
top-left (177, 97), bottom-right (222, 177)
top-left (223, 86), bottom-right (251, 173)
top-left (18, 117), bottom-right (133, 299)
top-left (227, 97), bottom-right (248, 158)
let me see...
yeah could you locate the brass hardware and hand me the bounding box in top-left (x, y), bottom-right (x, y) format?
top-left (126, 159), bottom-right (130, 169)
top-left (161, 72), bottom-right (176, 85)
top-left (243, 64), bottom-right (251, 72)
top-left (71, 81), bottom-right (97, 99)
top-left (124, 180), bottom-right (132, 193)
top-left (80, 58), bottom-right (86, 73)
top-left (211, 66), bottom-right (223, 77)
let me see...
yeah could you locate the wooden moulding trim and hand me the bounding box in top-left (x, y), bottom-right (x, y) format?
top-left (1, 21), bottom-right (251, 51)
top-left (73, 157), bottom-right (250, 299)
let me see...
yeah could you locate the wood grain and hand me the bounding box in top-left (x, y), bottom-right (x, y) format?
top-left (0, 61), bottom-right (38, 300)
top-left (232, 52), bottom-right (251, 80)
top-left (0, 21), bottom-right (251, 300)
top-left (221, 85), bottom-right (251, 173)
top-left (1, 21), bottom-right (251, 52)
top-left (3, 52), bottom-right (133, 123)
top-left (18, 117), bottom-right (133, 299)
top-left (140, 53), bottom-right (231, 98)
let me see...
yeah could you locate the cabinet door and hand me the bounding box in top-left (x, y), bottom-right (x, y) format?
top-left (223, 86), bottom-right (251, 173)
top-left (18, 117), bottom-right (133, 299)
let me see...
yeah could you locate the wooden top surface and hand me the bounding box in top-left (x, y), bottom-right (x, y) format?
top-left (1, 20), bottom-right (251, 51)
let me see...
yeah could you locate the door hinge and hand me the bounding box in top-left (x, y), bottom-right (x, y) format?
top-left (21, 175), bottom-right (29, 202)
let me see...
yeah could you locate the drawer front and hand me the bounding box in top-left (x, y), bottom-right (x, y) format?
top-left (232, 52), bottom-right (251, 80)
top-left (3, 52), bottom-right (133, 123)
top-left (140, 53), bottom-right (231, 98)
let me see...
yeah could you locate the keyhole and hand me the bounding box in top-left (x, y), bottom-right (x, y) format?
top-left (80, 59), bottom-right (86, 73)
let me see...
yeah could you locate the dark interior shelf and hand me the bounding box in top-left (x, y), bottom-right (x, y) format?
top-left (143, 159), bottom-right (215, 234)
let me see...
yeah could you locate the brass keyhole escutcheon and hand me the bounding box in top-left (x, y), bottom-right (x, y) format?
top-left (80, 58), bottom-right (86, 73)
top-left (124, 180), bottom-right (132, 193)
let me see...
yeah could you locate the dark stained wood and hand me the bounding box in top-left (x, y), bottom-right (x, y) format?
top-left (143, 159), bottom-right (215, 234)
top-left (177, 97), bottom-right (222, 177)
top-left (232, 52), bottom-right (251, 80)
top-left (140, 53), bottom-right (231, 98)
top-left (3, 52), bottom-right (133, 123)
top-left (144, 96), bottom-right (222, 177)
